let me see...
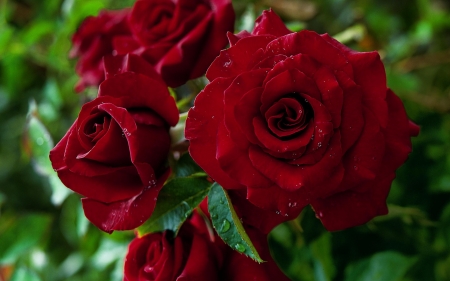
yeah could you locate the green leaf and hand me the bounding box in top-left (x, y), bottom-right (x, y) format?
top-left (344, 251), bottom-right (416, 281)
top-left (174, 152), bottom-right (203, 177)
top-left (26, 100), bottom-right (54, 176)
top-left (208, 183), bottom-right (263, 263)
top-left (310, 232), bottom-right (336, 281)
top-left (137, 176), bottom-right (212, 236)
top-left (0, 213), bottom-right (52, 264)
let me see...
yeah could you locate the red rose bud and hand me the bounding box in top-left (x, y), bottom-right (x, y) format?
top-left (50, 55), bottom-right (179, 233)
top-left (124, 211), bottom-right (289, 281)
top-left (185, 9), bottom-right (420, 232)
top-left (71, 0), bottom-right (235, 91)
top-left (70, 9), bottom-right (132, 92)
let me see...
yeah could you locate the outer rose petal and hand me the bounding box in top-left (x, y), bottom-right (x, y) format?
top-left (186, 77), bottom-right (244, 190)
top-left (82, 169), bottom-right (170, 233)
top-left (252, 9), bottom-right (292, 37)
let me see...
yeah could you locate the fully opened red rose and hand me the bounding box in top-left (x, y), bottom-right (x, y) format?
top-left (115, 0), bottom-right (235, 87)
top-left (124, 211), bottom-right (289, 281)
top-left (71, 0), bottom-right (235, 91)
top-left (50, 55), bottom-right (179, 233)
top-left (185, 10), bottom-right (420, 231)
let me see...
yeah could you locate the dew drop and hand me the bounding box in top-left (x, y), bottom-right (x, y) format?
top-left (235, 243), bottom-right (246, 253)
top-left (317, 142), bottom-right (322, 148)
top-left (220, 219), bottom-right (231, 233)
top-left (36, 137), bottom-right (44, 146)
top-left (353, 165), bottom-right (358, 171)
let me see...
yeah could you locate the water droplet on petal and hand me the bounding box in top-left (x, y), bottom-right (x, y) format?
top-left (353, 165), bottom-right (358, 171)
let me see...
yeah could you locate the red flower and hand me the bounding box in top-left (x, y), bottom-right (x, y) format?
top-left (115, 0), bottom-right (235, 87)
top-left (185, 10), bottom-right (420, 231)
top-left (71, 0), bottom-right (235, 91)
top-left (50, 55), bottom-right (179, 233)
top-left (124, 211), bottom-right (289, 281)
top-left (70, 9), bottom-right (132, 92)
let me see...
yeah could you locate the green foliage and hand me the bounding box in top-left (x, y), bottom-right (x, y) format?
top-left (137, 176), bottom-right (212, 236)
top-left (208, 183), bottom-right (263, 262)
top-left (0, 0), bottom-right (449, 280)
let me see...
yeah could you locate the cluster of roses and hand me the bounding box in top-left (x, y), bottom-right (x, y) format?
top-left (49, 0), bottom-right (419, 279)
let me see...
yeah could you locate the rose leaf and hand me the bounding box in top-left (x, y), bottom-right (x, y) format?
top-left (137, 176), bottom-right (212, 237)
top-left (208, 183), bottom-right (264, 263)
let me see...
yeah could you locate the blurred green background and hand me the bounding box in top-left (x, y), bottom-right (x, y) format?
top-left (0, 0), bottom-right (449, 280)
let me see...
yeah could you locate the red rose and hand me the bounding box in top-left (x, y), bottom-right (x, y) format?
top-left (185, 10), bottom-right (420, 231)
top-left (70, 9), bottom-right (131, 92)
top-left (124, 211), bottom-right (289, 281)
top-left (114, 0), bottom-right (235, 87)
top-left (50, 54), bottom-right (179, 233)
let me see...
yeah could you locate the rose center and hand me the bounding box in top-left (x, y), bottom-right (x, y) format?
top-left (83, 112), bottom-right (110, 143)
top-left (265, 94), bottom-right (313, 139)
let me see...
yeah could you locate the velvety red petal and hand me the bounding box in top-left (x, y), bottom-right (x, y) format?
top-left (228, 190), bottom-right (290, 234)
top-left (234, 88), bottom-right (265, 146)
top-left (124, 233), bottom-right (163, 281)
top-left (313, 66), bottom-right (343, 128)
top-left (252, 9), bottom-right (292, 37)
top-left (57, 166), bottom-right (142, 203)
top-left (98, 72), bottom-right (179, 126)
top-left (206, 35), bottom-right (276, 81)
top-left (221, 226), bottom-right (290, 281)
top-left (227, 30), bottom-right (251, 46)
top-left (382, 89), bottom-right (415, 172)
top-left (216, 121), bottom-right (272, 189)
top-left (249, 131), bottom-right (343, 192)
top-left (338, 109), bottom-right (385, 192)
top-left (262, 54), bottom-right (321, 86)
top-left (266, 31), bottom-right (353, 77)
top-left (186, 77), bottom-right (244, 190)
top-left (311, 172), bottom-right (394, 232)
top-left (103, 53), bottom-right (162, 82)
top-left (260, 68), bottom-right (320, 113)
top-left (155, 13), bottom-right (213, 87)
top-left (223, 69), bottom-right (267, 149)
top-left (81, 169), bottom-right (170, 232)
top-left (335, 70), bottom-right (364, 153)
top-left (188, 0), bottom-right (235, 80)
top-left (177, 234), bottom-right (219, 281)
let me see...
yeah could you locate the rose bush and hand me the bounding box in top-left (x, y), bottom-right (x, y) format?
top-left (50, 54), bottom-right (179, 233)
top-left (124, 211), bottom-right (289, 281)
top-left (71, 0), bottom-right (235, 91)
top-left (70, 9), bottom-right (131, 92)
top-left (185, 10), bottom-right (420, 231)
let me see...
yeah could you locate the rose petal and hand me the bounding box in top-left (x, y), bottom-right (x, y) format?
top-left (206, 35), bottom-right (276, 81)
top-left (98, 72), bottom-right (179, 126)
top-left (249, 131), bottom-right (343, 192)
top-left (103, 54), bottom-right (162, 83)
top-left (82, 169), bottom-right (170, 232)
top-left (252, 9), bottom-right (292, 37)
top-left (186, 77), bottom-right (244, 189)
top-left (216, 121), bottom-right (272, 189)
